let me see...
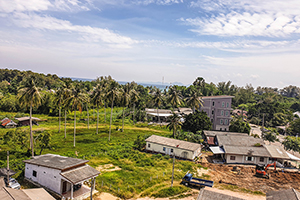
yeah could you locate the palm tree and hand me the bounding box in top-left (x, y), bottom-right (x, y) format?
top-left (18, 77), bottom-right (42, 157)
top-left (167, 113), bottom-right (182, 138)
top-left (130, 88), bottom-right (140, 124)
top-left (168, 86), bottom-right (182, 110)
top-left (186, 89), bottom-right (203, 113)
top-left (63, 81), bottom-right (72, 138)
top-left (90, 84), bottom-right (103, 134)
top-left (54, 85), bottom-right (66, 133)
top-left (106, 80), bottom-right (120, 141)
top-left (65, 84), bottom-right (86, 147)
top-left (120, 84), bottom-right (131, 132)
top-left (153, 88), bottom-right (163, 123)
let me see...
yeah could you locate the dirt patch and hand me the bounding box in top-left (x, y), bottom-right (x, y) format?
top-left (96, 164), bottom-right (121, 172)
top-left (200, 162), bottom-right (300, 194)
top-left (95, 192), bottom-right (120, 200)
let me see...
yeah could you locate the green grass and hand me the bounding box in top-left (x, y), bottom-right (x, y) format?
top-left (0, 110), bottom-right (197, 199)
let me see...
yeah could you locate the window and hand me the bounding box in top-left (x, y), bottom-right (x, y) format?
top-left (148, 144), bottom-right (151, 148)
top-left (211, 119), bottom-right (213, 123)
top-left (171, 149), bottom-right (174, 153)
top-left (212, 110), bottom-right (214, 115)
top-left (221, 110), bottom-right (224, 116)
top-left (222, 102), bottom-right (225, 107)
top-left (220, 119), bottom-right (223, 125)
top-left (163, 147), bottom-right (166, 151)
top-left (220, 128), bottom-right (222, 131)
top-left (259, 157), bottom-right (264, 162)
top-left (225, 111), bottom-right (229, 116)
top-left (212, 101), bottom-right (215, 106)
top-left (246, 156), bottom-right (253, 161)
top-left (226, 102), bottom-right (229, 107)
top-left (33, 170), bottom-right (37, 177)
top-left (225, 119), bottom-right (228, 125)
top-left (230, 156), bottom-right (236, 160)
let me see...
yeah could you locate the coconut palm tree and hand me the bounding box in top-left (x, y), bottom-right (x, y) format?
top-left (167, 113), bottom-right (182, 138)
top-left (120, 83), bottom-right (131, 132)
top-left (130, 88), bottom-right (140, 124)
top-left (106, 80), bottom-right (120, 141)
top-left (18, 77), bottom-right (42, 157)
top-left (63, 81), bottom-right (72, 138)
top-left (168, 86), bottom-right (182, 110)
top-left (186, 89), bottom-right (203, 113)
top-left (54, 84), bottom-right (66, 133)
top-left (65, 84), bottom-right (86, 147)
top-left (90, 84), bottom-right (103, 134)
top-left (153, 88), bottom-right (163, 123)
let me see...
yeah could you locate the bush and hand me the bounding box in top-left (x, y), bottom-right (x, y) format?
top-left (151, 186), bottom-right (189, 198)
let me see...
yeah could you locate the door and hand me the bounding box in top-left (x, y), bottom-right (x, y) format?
top-left (62, 181), bottom-right (67, 193)
top-left (166, 148), bottom-right (171, 155)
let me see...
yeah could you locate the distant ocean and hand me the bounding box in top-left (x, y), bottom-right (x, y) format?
top-left (69, 77), bottom-right (184, 90)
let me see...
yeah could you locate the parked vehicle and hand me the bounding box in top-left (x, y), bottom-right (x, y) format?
top-left (4, 177), bottom-right (21, 189)
top-left (181, 171), bottom-right (213, 188)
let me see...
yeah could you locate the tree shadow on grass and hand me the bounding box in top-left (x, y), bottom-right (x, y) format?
top-left (77, 138), bottom-right (97, 144)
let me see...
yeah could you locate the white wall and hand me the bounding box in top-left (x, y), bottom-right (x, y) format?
top-left (146, 142), bottom-right (200, 160)
top-left (225, 154), bottom-right (268, 165)
top-left (25, 163), bottom-right (62, 194)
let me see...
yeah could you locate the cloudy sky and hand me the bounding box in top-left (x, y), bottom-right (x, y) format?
top-left (1, 0), bottom-right (300, 88)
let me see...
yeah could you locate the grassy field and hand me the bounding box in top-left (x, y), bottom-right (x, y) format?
top-left (0, 109), bottom-right (203, 199)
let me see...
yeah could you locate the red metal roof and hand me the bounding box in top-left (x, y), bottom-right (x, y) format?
top-left (207, 136), bottom-right (215, 145)
top-left (1, 118), bottom-right (11, 126)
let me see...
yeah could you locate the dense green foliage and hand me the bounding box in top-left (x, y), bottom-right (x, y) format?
top-left (182, 111), bottom-right (212, 134)
top-left (229, 117), bottom-right (251, 134)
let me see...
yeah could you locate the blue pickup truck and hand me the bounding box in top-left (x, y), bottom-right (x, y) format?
top-left (182, 172), bottom-right (213, 188)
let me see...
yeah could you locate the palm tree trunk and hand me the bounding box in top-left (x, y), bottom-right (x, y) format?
top-left (86, 104), bottom-right (89, 129)
top-left (96, 106), bottom-right (99, 134)
top-left (193, 106), bottom-right (195, 114)
top-left (74, 109), bottom-right (76, 147)
top-left (122, 107), bottom-right (125, 132)
top-left (59, 103), bottom-right (61, 133)
top-left (30, 102), bottom-right (34, 157)
top-left (157, 107), bottom-right (160, 124)
top-left (64, 110), bottom-right (67, 138)
top-left (104, 102), bottom-right (107, 123)
top-left (109, 95), bottom-right (114, 141)
top-left (133, 103), bottom-right (135, 124)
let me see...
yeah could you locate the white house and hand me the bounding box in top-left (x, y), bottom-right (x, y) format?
top-left (23, 154), bottom-right (100, 200)
top-left (145, 135), bottom-right (201, 160)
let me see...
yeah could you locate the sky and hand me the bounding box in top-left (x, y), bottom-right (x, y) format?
top-left (1, 0), bottom-right (300, 88)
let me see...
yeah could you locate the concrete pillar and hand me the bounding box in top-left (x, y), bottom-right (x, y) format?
top-left (71, 183), bottom-right (73, 200)
top-left (93, 178), bottom-right (96, 191)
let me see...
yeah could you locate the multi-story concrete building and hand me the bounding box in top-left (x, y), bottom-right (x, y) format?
top-left (199, 96), bottom-right (234, 131)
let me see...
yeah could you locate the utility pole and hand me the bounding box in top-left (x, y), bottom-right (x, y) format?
top-left (262, 113), bottom-right (265, 137)
top-left (7, 151), bottom-right (9, 186)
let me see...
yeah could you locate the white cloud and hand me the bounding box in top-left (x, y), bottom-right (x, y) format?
top-left (133, 0), bottom-right (183, 5)
top-left (0, 0), bottom-right (51, 13)
top-left (11, 13), bottom-right (137, 47)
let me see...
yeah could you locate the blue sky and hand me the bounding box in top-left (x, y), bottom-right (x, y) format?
top-left (1, 0), bottom-right (300, 88)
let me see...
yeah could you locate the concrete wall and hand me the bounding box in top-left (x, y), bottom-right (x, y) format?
top-left (25, 163), bottom-right (62, 194)
top-left (146, 142), bottom-right (200, 160)
top-left (225, 154), bottom-right (268, 165)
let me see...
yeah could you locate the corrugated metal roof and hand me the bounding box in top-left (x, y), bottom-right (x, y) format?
top-left (266, 188), bottom-right (300, 200)
top-left (209, 147), bottom-right (225, 154)
top-left (23, 188), bottom-right (55, 200)
top-left (60, 165), bottom-right (100, 184)
top-left (145, 135), bottom-right (201, 151)
top-left (23, 154), bottom-right (88, 170)
top-left (15, 117), bottom-right (41, 122)
top-left (264, 145), bottom-right (290, 159)
top-left (217, 134), bottom-right (264, 147)
top-left (0, 187), bottom-right (31, 200)
top-left (197, 188), bottom-right (244, 200)
top-left (223, 145), bottom-right (270, 157)
top-left (207, 136), bottom-right (215, 145)
top-left (203, 131), bottom-right (246, 137)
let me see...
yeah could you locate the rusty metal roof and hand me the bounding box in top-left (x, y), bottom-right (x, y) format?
top-left (223, 145), bottom-right (270, 157)
top-left (197, 188), bottom-right (244, 200)
top-left (264, 145), bottom-right (290, 159)
top-left (146, 135), bottom-right (201, 151)
top-left (60, 165), bottom-right (100, 184)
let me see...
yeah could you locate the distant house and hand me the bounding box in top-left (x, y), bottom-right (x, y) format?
top-left (15, 117), bottom-right (41, 127)
top-left (23, 154), bottom-right (100, 200)
top-left (1, 118), bottom-right (17, 128)
top-left (145, 135), bottom-right (201, 160)
top-left (204, 130), bottom-right (298, 165)
top-left (0, 177), bottom-right (55, 200)
top-left (266, 188), bottom-right (300, 200)
top-left (199, 96), bottom-right (234, 131)
top-left (145, 108), bottom-right (193, 123)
